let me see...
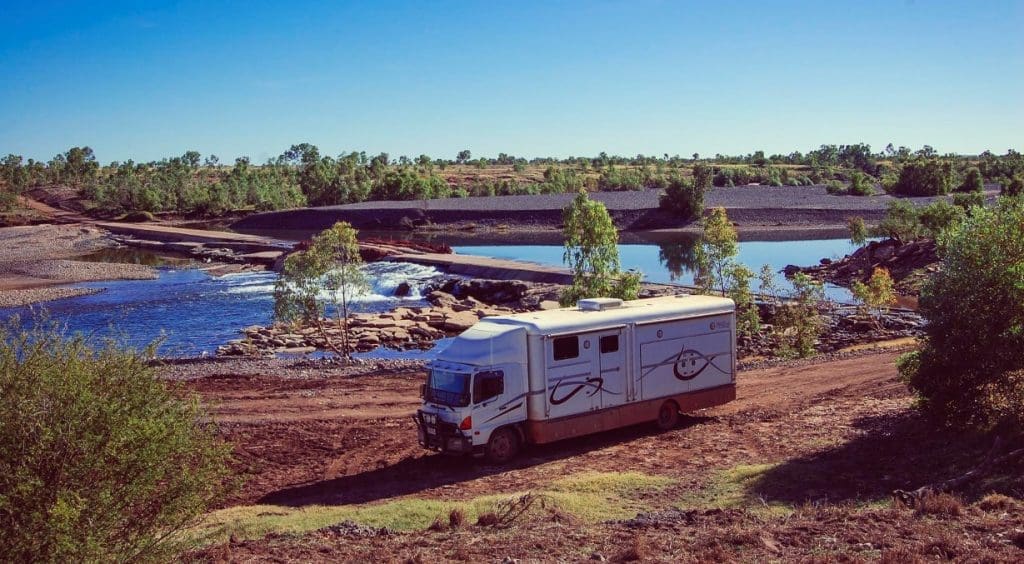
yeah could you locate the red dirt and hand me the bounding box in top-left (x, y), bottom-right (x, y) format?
top-left (182, 351), bottom-right (1024, 561)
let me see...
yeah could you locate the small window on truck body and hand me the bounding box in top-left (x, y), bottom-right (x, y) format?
top-left (599, 335), bottom-right (619, 354)
top-left (552, 336), bottom-right (579, 361)
top-left (473, 370), bottom-right (504, 403)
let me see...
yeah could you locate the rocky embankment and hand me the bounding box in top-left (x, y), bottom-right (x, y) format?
top-left (217, 278), bottom-right (562, 357)
top-left (786, 238), bottom-right (937, 295)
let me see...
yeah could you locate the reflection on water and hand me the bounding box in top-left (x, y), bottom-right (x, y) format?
top-left (452, 237), bottom-right (862, 302)
top-left (76, 248), bottom-right (194, 267)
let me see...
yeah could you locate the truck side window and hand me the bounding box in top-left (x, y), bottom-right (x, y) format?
top-left (599, 335), bottom-right (619, 354)
top-left (552, 336), bottom-right (579, 361)
top-left (473, 371), bottom-right (504, 403)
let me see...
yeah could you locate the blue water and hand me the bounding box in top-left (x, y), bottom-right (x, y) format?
top-left (453, 238), bottom-right (860, 301)
top-left (0, 262), bottom-right (443, 358)
top-left (0, 237), bottom-right (858, 358)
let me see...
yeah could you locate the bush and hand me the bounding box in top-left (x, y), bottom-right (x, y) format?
top-left (1003, 175), bottom-right (1024, 197)
top-left (847, 171), bottom-right (875, 196)
top-left (0, 320), bottom-right (232, 562)
top-left (774, 273), bottom-right (826, 358)
top-left (825, 180), bottom-right (845, 195)
top-left (891, 159), bottom-right (953, 196)
top-left (847, 216), bottom-right (868, 246)
top-left (918, 200), bottom-right (965, 239)
top-left (957, 167), bottom-right (984, 193)
top-left (899, 197), bottom-right (1024, 431)
top-left (952, 191), bottom-right (985, 212)
top-left (692, 162), bottom-right (713, 190)
top-left (658, 176), bottom-right (705, 221)
top-left (875, 200), bottom-right (924, 243)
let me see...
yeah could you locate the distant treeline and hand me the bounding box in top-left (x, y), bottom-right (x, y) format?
top-left (1, 143), bottom-right (1022, 217)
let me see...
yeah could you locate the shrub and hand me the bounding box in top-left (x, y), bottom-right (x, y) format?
top-left (825, 180), bottom-right (846, 195)
top-left (775, 273), bottom-right (825, 358)
top-left (692, 162), bottom-right (713, 190)
top-left (726, 264), bottom-right (760, 338)
top-left (875, 200), bottom-right (924, 244)
top-left (918, 199), bottom-right (965, 239)
top-left (658, 176), bottom-right (705, 221)
top-left (847, 171), bottom-right (875, 196)
top-left (1003, 175), bottom-right (1024, 197)
top-left (847, 216), bottom-right (869, 246)
top-left (891, 159), bottom-right (953, 196)
top-left (0, 319), bottom-right (232, 562)
top-left (560, 191), bottom-right (641, 305)
top-left (899, 197), bottom-right (1024, 431)
top-left (952, 191), bottom-right (984, 212)
top-left (851, 267), bottom-right (896, 324)
top-left (957, 167), bottom-right (984, 193)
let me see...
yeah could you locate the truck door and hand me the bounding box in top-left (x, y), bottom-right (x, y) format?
top-left (594, 329), bottom-right (627, 408)
top-left (545, 334), bottom-right (600, 418)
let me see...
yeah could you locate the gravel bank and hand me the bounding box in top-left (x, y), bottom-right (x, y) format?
top-left (0, 287), bottom-right (104, 308)
top-left (233, 185), bottom-right (999, 233)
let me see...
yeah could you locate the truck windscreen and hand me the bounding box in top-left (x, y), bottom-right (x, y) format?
top-left (426, 369), bottom-right (470, 407)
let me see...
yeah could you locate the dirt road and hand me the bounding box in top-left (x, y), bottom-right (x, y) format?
top-left (179, 350), bottom-right (913, 507)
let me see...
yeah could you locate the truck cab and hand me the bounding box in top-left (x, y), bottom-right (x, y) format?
top-left (415, 321), bottom-right (528, 462)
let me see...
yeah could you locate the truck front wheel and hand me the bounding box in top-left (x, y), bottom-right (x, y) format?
top-left (656, 400), bottom-right (680, 431)
top-left (485, 427), bottom-right (520, 464)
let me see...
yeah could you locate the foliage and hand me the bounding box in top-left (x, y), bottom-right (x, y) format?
top-left (957, 167), bottom-right (984, 193)
top-left (691, 162), bottom-right (713, 189)
top-left (851, 267), bottom-right (896, 324)
top-left (774, 273), bottom-right (826, 358)
top-left (899, 197), bottom-right (1024, 431)
top-left (875, 200), bottom-right (925, 244)
top-left (274, 222), bottom-right (370, 357)
top-left (658, 176), bottom-right (705, 221)
top-left (0, 319), bottom-right (231, 562)
top-left (952, 191), bottom-right (985, 212)
top-left (847, 171), bottom-right (875, 196)
top-left (696, 207), bottom-right (739, 296)
top-left (726, 263), bottom-right (760, 338)
top-left (918, 199), bottom-right (965, 239)
top-left (560, 191), bottom-right (640, 306)
top-left (891, 159), bottom-right (953, 196)
top-left (847, 216), bottom-right (868, 246)
top-left (1002, 175), bottom-right (1023, 197)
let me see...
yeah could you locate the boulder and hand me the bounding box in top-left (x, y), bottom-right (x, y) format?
top-left (394, 281), bottom-right (412, 297)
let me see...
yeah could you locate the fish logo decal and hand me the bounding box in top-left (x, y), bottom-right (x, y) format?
top-left (672, 348), bottom-right (728, 381)
top-left (549, 377), bottom-right (607, 405)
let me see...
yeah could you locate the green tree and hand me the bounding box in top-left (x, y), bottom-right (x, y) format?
top-left (691, 162), bottom-right (713, 189)
top-left (1003, 175), bottom-right (1024, 197)
top-left (891, 158), bottom-right (952, 196)
top-left (918, 199), bottom-right (965, 239)
top-left (658, 175), bottom-right (705, 221)
top-left (899, 197), bottom-right (1024, 430)
top-left (0, 319), bottom-right (231, 562)
top-left (560, 190), bottom-right (641, 305)
top-left (847, 216), bottom-right (868, 246)
top-left (774, 273), bottom-right (826, 358)
top-left (456, 149), bottom-right (472, 165)
top-left (696, 207), bottom-right (739, 296)
top-left (274, 222), bottom-right (370, 357)
top-left (851, 267), bottom-right (897, 325)
top-left (875, 200), bottom-right (924, 244)
top-left (958, 167), bottom-right (984, 193)
top-left (726, 263), bottom-right (760, 338)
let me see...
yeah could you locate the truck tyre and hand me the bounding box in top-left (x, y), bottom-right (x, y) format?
top-left (485, 427), bottom-right (520, 464)
top-left (656, 400), bottom-right (680, 431)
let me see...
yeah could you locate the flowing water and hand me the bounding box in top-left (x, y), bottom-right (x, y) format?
top-left (0, 231), bottom-right (859, 358)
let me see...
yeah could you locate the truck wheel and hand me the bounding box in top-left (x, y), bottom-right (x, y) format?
top-left (656, 401), bottom-right (680, 431)
top-left (485, 427), bottom-right (520, 464)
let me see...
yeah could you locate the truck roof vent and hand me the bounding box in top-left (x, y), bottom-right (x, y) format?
top-left (578, 298), bottom-right (624, 311)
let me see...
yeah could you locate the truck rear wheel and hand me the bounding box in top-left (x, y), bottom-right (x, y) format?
top-left (656, 400), bottom-right (680, 431)
top-left (485, 427), bottom-right (520, 464)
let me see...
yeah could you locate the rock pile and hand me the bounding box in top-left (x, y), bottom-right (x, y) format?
top-left (786, 238), bottom-right (938, 294)
top-left (216, 291), bottom-right (519, 357)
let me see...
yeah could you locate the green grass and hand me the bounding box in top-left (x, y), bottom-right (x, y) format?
top-left (190, 471), bottom-right (675, 547)
top-left (679, 463), bottom-right (794, 517)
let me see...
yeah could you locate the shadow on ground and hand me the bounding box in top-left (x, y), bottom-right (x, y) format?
top-left (748, 409), bottom-right (1010, 505)
top-left (258, 415), bottom-right (713, 507)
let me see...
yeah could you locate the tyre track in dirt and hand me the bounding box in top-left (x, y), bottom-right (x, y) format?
top-left (179, 350), bottom-right (905, 507)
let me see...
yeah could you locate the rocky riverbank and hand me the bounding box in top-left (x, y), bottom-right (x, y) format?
top-left (786, 238), bottom-right (938, 295)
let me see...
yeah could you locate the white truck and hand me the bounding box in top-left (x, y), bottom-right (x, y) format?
top-left (415, 295), bottom-right (737, 462)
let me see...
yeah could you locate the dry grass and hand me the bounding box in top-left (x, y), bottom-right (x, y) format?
top-left (447, 508), bottom-right (465, 529)
top-left (975, 493), bottom-right (1020, 512)
top-left (914, 492), bottom-right (963, 517)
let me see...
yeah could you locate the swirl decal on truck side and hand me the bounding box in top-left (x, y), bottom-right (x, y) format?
top-left (548, 376), bottom-right (620, 405)
top-left (672, 348), bottom-right (730, 381)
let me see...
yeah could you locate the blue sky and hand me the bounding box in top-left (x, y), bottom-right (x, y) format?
top-left (1, 0), bottom-right (1022, 163)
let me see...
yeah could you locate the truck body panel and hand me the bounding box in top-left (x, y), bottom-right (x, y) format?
top-left (416, 295), bottom-right (737, 455)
